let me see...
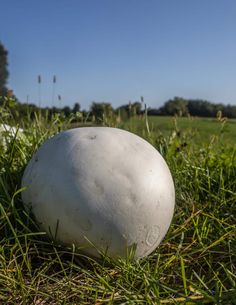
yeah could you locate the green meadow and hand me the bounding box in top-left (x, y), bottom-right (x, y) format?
top-left (123, 116), bottom-right (236, 146)
top-left (0, 108), bottom-right (235, 304)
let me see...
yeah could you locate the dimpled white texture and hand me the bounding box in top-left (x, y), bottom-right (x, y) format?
top-left (21, 127), bottom-right (175, 259)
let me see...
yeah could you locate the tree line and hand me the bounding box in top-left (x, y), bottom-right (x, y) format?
top-left (2, 97), bottom-right (236, 123)
top-left (147, 97), bottom-right (236, 118)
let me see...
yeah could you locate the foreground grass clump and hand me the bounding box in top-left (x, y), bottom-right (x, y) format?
top-left (0, 107), bottom-right (235, 304)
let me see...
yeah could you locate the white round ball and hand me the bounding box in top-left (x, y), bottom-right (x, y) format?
top-left (22, 127), bottom-right (175, 259)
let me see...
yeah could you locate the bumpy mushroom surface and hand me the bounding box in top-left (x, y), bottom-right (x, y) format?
top-left (22, 127), bottom-right (175, 258)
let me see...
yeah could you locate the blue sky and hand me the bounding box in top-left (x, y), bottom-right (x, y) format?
top-left (1, 0), bottom-right (236, 109)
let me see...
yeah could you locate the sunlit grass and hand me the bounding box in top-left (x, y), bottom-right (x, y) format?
top-left (0, 105), bottom-right (235, 304)
top-left (122, 115), bottom-right (236, 147)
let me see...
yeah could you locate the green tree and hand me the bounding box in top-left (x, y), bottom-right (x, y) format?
top-left (117, 101), bottom-right (143, 120)
top-left (159, 97), bottom-right (188, 116)
top-left (72, 102), bottom-right (81, 113)
top-left (62, 105), bottom-right (71, 117)
top-left (0, 42), bottom-right (9, 96)
top-left (132, 102), bottom-right (142, 115)
top-left (90, 102), bottom-right (113, 122)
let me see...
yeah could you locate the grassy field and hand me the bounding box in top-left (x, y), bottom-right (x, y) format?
top-left (0, 110), bottom-right (235, 304)
top-left (122, 116), bottom-right (236, 146)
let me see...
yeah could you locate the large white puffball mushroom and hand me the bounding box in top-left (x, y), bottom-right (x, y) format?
top-left (22, 127), bottom-right (175, 259)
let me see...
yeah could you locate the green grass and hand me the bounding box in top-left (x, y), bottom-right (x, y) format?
top-left (0, 109), bottom-right (235, 304)
top-left (122, 116), bottom-right (236, 147)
